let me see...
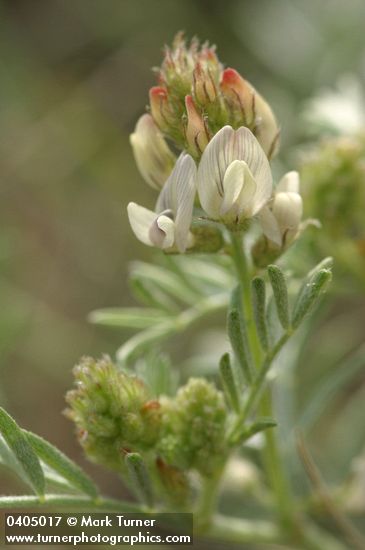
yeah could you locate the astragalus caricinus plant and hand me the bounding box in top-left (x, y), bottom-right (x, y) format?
top-left (3, 32), bottom-right (364, 550)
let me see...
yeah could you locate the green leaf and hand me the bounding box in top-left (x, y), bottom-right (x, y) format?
top-left (116, 323), bottom-right (175, 365)
top-left (88, 307), bottom-right (168, 329)
top-left (231, 418), bottom-right (277, 445)
top-left (227, 309), bottom-right (254, 384)
top-left (24, 431), bottom-right (98, 498)
top-left (129, 275), bottom-right (178, 313)
top-left (131, 261), bottom-right (198, 305)
top-left (267, 265), bottom-right (290, 330)
top-left (171, 256), bottom-right (233, 292)
top-left (292, 269), bottom-right (332, 329)
top-left (299, 343), bottom-right (365, 429)
top-left (251, 277), bottom-right (269, 351)
top-left (125, 453), bottom-right (154, 508)
top-left (0, 407), bottom-right (44, 497)
top-left (219, 353), bottom-right (240, 412)
top-left (228, 285), bottom-right (254, 382)
top-left (307, 257), bottom-right (333, 279)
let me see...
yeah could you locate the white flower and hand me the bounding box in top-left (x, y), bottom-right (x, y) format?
top-left (127, 154), bottom-right (196, 252)
top-left (197, 126), bottom-right (273, 225)
top-left (302, 76), bottom-right (365, 136)
top-left (259, 171), bottom-right (303, 247)
top-left (130, 114), bottom-right (176, 190)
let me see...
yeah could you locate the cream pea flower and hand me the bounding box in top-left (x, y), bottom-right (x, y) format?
top-left (127, 154), bottom-right (196, 253)
top-left (197, 125), bottom-right (273, 225)
top-left (259, 171), bottom-right (303, 247)
top-left (130, 114), bottom-right (176, 190)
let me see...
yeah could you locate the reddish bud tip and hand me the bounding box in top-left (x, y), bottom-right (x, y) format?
top-left (221, 67), bottom-right (242, 86)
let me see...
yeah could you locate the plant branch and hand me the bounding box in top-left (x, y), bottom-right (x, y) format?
top-left (0, 494), bottom-right (144, 512)
top-left (297, 435), bottom-right (365, 550)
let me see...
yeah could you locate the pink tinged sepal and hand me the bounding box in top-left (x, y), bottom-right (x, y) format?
top-left (220, 68), bottom-right (256, 124)
top-left (184, 95), bottom-right (209, 157)
top-left (149, 86), bottom-right (171, 130)
top-left (220, 68), bottom-right (280, 159)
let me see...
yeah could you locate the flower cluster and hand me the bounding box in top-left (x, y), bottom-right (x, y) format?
top-left (127, 34), bottom-right (311, 263)
top-left (146, 32), bottom-right (279, 159)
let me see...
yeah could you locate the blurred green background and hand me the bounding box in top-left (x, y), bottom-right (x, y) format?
top-left (1, 0), bottom-right (365, 517)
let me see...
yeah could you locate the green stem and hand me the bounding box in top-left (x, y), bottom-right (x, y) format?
top-left (229, 231), bottom-right (296, 534)
top-left (230, 232), bottom-right (262, 366)
top-left (229, 332), bottom-right (290, 442)
top-left (195, 463), bottom-right (226, 531)
top-left (0, 494), bottom-right (144, 512)
top-left (206, 514), bottom-right (347, 550)
top-left (208, 514), bottom-right (281, 544)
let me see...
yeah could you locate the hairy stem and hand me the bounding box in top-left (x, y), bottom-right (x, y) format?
top-left (229, 231), bottom-right (296, 534)
top-left (0, 494), bottom-right (144, 512)
top-left (195, 463), bottom-right (226, 531)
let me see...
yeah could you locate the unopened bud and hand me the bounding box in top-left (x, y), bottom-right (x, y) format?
top-left (149, 86), bottom-right (173, 131)
top-left (130, 114), bottom-right (176, 190)
top-left (65, 356), bottom-right (162, 471)
top-left (157, 378), bottom-right (228, 476)
top-left (221, 68), bottom-right (255, 125)
top-left (220, 68), bottom-right (280, 158)
top-left (184, 95), bottom-right (209, 157)
top-left (254, 92), bottom-right (280, 159)
top-left (193, 62), bottom-right (217, 105)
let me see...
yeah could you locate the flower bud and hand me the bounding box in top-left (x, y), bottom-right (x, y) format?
top-left (184, 95), bottom-right (209, 157)
top-left (155, 457), bottom-right (190, 506)
top-left (193, 62), bottom-right (217, 105)
top-left (220, 68), bottom-right (279, 158)
top-left (157, 378), bottom-right (228, 476)
top-left (65, 356), bottom-right (161, 471)
top-left (220, 68), bottom-right (255, 125)
top-left (259, 172), bottom-right (303, 249)
top-left (130, 114), bottom-right (176, 190)
top-left (149, 86), bottom-right (173, 131)
top-left (254, 92), bottom-right (280, 160)
top-left (252, 172), bottom-right (318, 267)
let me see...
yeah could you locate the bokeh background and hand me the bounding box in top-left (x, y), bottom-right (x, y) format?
top-left (1, 0), bottom-right (365, 536)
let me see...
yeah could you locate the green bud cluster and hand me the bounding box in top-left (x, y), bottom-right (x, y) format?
top-left (66, 360), bottom-right (229, 482)
top-left (301, 133), bottom-right (365, 243)
top-left (157, 378), bottom-right (228, 476)
top-left (65, 356), bottom-right (161, 470)
top-left (300, 133), bottom-right (365, 281)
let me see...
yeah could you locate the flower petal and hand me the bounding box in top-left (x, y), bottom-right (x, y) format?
top-left (127, 202), bottom-right (156, 246)
top-left (197, 125), bottom-right (272, 220)
top-left (174, 155), bottom-right (197, 252)
top-left (156, 153), bottom-right (197, 252)
top-left (220, 160), bottom-right (257, 220)
top-left (259, 206), bottom-right (282, 246)
top-left (273, 192), bottom-right (303, 234)
top-left (130, 114), bottom-right (175, 190)
top-left (197, 126), bottom-right (235, 218)
top-left (148, 214), bottom-right (175, 249)
top-left (233, 127), bottom-right (273, 215)
top-left (276, 171), bottom-right (300, 193)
